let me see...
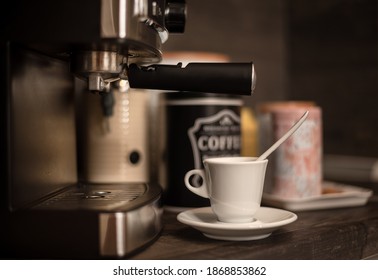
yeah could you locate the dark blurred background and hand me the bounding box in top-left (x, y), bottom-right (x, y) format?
top-left (163, 0), bottom-right (378, 159)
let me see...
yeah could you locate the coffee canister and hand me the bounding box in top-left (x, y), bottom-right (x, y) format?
top-left (163, 92), bottom-right (243, 210)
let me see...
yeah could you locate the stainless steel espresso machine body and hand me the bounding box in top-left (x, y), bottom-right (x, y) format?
top-left (1, 0), bottom-right (255, 258)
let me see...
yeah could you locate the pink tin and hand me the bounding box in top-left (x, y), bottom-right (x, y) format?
top-left (269, 105), bottom-right (323, 198)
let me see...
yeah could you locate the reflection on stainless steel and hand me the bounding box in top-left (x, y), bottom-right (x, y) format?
top-left (8, 45), bottom-right (77, 210)
top-left (70, 51), bottom-right (126, 92)
top-left (101, 0), bottom-right (169, 44)
top-left (99, 199), bottom-right (162, 257)
top-left (251, 64), bottom-right (257, 93)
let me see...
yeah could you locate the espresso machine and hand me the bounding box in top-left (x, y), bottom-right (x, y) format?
top-left (0, 0), bottom-right (255, 258)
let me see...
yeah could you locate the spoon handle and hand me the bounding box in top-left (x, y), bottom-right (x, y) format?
top-left (256, 111), bottom-right (309, 161)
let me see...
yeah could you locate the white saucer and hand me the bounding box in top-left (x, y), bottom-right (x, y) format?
top-left (177, 207), bottom-right (297, 241)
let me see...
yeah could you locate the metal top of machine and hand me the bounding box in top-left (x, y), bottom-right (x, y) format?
top-left (2, 0), bottom-right (186, 64)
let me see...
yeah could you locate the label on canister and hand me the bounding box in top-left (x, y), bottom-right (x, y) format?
top-left (257, 101), bottom-right (317, 193)
top-left (163, 93), bottom-right (243, 209)
top-left (269, 105), bottom-right (323, 198)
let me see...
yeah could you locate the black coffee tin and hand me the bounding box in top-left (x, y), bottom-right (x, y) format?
top-left (163, 92), bottom-right (243, 209)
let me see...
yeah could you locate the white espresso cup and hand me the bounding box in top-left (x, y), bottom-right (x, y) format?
top-left (184, 157), bottom-right (268, 223)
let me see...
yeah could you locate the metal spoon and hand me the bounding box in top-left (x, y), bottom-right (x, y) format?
top-left (256, 111), bottom-right (309, 161)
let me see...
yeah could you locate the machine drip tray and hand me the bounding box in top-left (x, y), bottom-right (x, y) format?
top-left (35, 183), bottom-right (151, 211)
top-left (7, 183), bottom-right (163, 259)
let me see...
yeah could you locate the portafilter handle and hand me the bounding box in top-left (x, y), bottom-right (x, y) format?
top-left (127, 62), bottom-right (256, 95)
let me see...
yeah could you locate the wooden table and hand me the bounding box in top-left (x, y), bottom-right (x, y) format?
top-left (131, 197), bottom-right (378, 260)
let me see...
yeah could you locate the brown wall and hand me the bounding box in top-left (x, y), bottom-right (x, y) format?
top-left (164, 0), bottom-right (378, 157)
top-left (288, 0), bottom-right (378, 157)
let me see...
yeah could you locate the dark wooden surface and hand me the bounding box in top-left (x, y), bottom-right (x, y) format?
top-left (131, 197), bottom-right (378, 260)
